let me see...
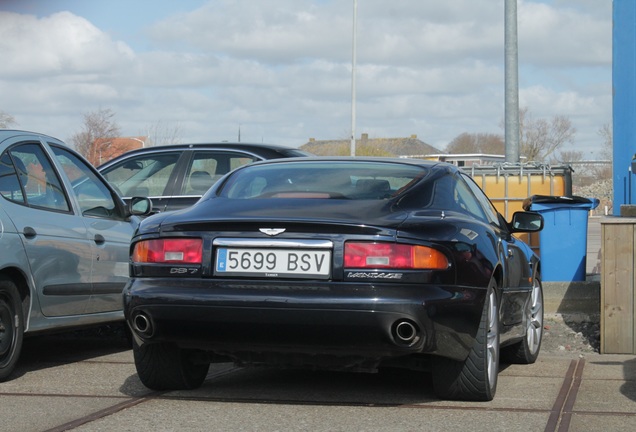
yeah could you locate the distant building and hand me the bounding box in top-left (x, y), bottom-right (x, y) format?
top-left (300, 134), bottom-right (517, 168)
top-left (421, 153), bottom-right (507, 167)
top-left (301, 133), bottom-right (442, 156)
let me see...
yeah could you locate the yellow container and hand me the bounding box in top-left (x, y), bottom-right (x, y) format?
top-left (463, 164), bottom-right (573, 254)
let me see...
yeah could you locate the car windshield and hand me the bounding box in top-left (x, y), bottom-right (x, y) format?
top-left (219, 160), bottom-right (428, 200)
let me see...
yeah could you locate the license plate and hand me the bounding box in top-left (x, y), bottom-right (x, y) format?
top-left (215, 248), bottom-right (331, 279)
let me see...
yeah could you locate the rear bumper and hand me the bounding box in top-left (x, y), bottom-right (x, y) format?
top-left (123, 278), bottom-right (487, 365)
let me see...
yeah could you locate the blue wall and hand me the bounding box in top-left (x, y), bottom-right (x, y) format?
top-left (613, 0), bottom-right (636, 212)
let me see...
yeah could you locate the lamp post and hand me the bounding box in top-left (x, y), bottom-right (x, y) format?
top-left (99, 141), bottom-right (111, 165)
top-left (350, 0), bottom-right (358, 156)
top-left (504, 0), bottom-right (520, 163)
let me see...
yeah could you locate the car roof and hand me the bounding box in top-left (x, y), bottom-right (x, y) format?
top-left (130, 142), bottom-right (300, 151)
top-left (0, 129), bottom-right (63, 143)
top-left (97, 142), bottom-right (312, 168)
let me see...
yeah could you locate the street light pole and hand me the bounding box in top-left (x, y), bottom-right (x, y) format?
top-left (504, 0), bottom-right (520, 163)
top-left (350, 0), bottom-right (358, 156)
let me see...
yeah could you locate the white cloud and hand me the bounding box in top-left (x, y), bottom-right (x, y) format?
top-left (518, 1), bottom-right (611, 67)
top-left (0, 1), bottom-right (612, 158)
top-left (0, 11), bottom-right (135, 78)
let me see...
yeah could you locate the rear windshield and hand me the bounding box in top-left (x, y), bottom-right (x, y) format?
top-left (219, 160), bottom-right (428, 200)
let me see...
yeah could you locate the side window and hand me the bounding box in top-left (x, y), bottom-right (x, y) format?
top-left (0, 143), bottom-right (70, 212)
top-left (51, 146), bottom-right (117, 218)
top-left (452, 175), bottom-right (490, 223)
top-left (0, 152), bottom-right (25, 203)
top-left (460, 173), bottom-right (500, 226)
top-left (182, 151), bottom-right (259, 195)
top-left (229, 155), bottom-right (258, 171)
top-left (100, 152), bottom-right (181, 197)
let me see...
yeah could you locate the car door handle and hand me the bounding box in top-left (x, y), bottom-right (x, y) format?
top-left (94, 234), bottom-right (106, 245)
top-left (23, 226), bottom-right (37, 238)
top-left (507, 248), bottom-right (514, 258)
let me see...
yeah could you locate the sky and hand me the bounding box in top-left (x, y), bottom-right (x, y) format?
top-left (0, 0), bottom-right (612, 159)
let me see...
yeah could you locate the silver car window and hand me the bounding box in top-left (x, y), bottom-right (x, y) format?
top-left (52, 146), bottom-right (118, 218)
top-left (0, 152), bottom-right (24, 203)
top-left (2, 143), bottom-right (70, 212)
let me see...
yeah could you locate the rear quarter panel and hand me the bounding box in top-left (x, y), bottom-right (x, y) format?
top-left (0, 206), bottom-right (41, 332)
top-left (397, 213), bottom-right (499, 289)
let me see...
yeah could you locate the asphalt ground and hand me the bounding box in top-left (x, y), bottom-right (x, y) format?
top-left (0, 330), bottom-right (634, 432)
top-left (1, 216), bottom-right (634, 432)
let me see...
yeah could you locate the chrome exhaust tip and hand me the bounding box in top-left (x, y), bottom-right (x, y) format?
top-left (132, 313), bottom-right (153, 336)
top-left (393, 320), bottom-right (420, 345)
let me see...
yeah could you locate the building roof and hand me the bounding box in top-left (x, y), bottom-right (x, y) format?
top-left (92, 136), bottom-right (147, 165)
top-left (301, 134), bottom-right (442, 157)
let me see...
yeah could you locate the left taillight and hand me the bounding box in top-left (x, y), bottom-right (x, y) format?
top-left (344, 242), bottom-right (448, 270)
top-left (132, 238), bottom-right (203, 264)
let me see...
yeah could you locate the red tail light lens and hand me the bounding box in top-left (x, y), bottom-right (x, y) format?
top-left (132, 238), bottom-right (203, 264)
top-left (344, 242), bottom-right (448, 270)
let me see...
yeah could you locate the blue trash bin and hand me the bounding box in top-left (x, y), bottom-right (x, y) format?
top-left (526, 195), bottom-right (600, 282)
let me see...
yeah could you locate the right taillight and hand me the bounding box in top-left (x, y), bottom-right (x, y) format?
top-left (344, 242), bottom-right (448, 270)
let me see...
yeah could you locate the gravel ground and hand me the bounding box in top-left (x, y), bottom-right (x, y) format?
top-left (540, 315), bottom-right (601, 357)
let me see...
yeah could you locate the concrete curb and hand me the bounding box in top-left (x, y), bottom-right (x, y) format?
top-left (543, 279), bottom-right (600, 323)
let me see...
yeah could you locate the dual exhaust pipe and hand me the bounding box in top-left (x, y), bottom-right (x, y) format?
top-left (132, 312), bottom-right (421, 346)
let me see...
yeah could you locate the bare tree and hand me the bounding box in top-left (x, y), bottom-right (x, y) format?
top-left (70, 108), bottom-right (121, 165)
top-left (446, 132), bottom-right (504, 154)
top-left (558, 125), bottom-right (612, 189)
top-left (519, 107), bottom-right (576, 162)
top-left (597, 123), bottom-right (612, 161)
top-left (144, 120), bottom-right (183, 147)
top-left (551, 149), bottom-right (584, 165)
top-left (590, 123), bottom-right (612, 181)
top-left (0, 110), bottom-right (17, 128)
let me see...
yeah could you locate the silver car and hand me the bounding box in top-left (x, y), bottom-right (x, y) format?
top-left (0, 130), bottom-right (150, 381)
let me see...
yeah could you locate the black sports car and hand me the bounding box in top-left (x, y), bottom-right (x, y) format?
top-left (124, 157), bottom-right (544, 401)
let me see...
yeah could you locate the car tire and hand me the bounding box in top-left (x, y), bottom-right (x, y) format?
top-left (502, 274), bottom-right (544, 364)
top-left (133, 339), bottom-right (210, 391)
top-left (432, 279), bottom-right (499, 401)
top-left (0, 277), bottom-right (24, 382)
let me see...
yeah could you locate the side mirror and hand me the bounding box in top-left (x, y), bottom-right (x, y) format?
top-left (510, 211), bottom-right (544, 232)
top-left (129, 196), bottom-right (153, 216)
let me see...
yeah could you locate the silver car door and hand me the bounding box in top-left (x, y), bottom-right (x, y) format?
top-left (50, 145), bottom-right (137, 314)
top-left (1, 140), bottom-right (93, 317)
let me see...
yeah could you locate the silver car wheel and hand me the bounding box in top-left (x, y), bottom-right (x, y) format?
top-left (526, 277), bottom-right (544, 355)
top-left (486, 288), bottom-right (499, 389)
